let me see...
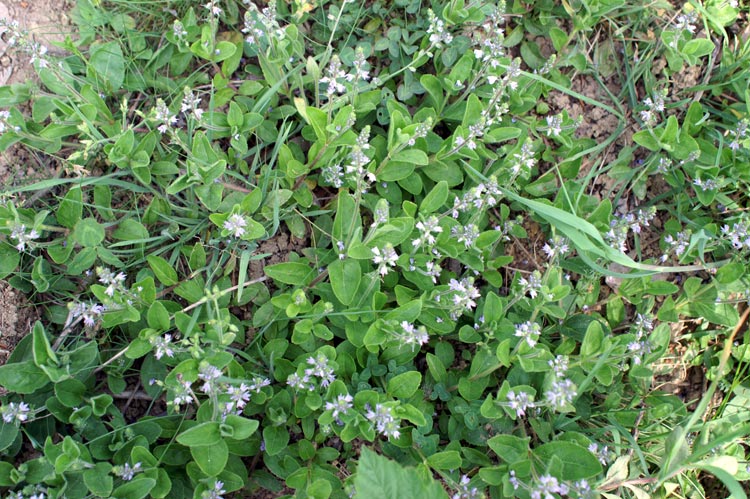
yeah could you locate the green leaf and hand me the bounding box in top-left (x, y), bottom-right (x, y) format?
top-left (632, 130), bottom-right (661, 152)
top-left (426, 451), bottom-right (462, 470)
top-left (0, 424), bottom-right (19, 453)
top-left (147, 301), bottom-right (170, 331)
top-left (265, 262), bottom-right (314, 285)
top-left (386, 371), bottom-right (422, 399)
top-left (0, 243), bottom-right (20, 279)
top-left (426, 353), bottom-right (447, 383)
top-left (176, 422), bottom-right (222, 447)
top-left (329, 259), bottom-right (361, 306)
top-left (112, 477), bottom-right (156, 499)
top-left (73, 217), bottom-right (105, 247)
top-left (487, 434), bottom-right (530, 463)
top-left (420, 181), bottom-right (448, 214)
top-left (89, 41), bottom-right (125, 91)
top-left (84, 462), bottom-right (113, 497)
top-left (55, 378), bottom-right (86, 408)
top-left (353, 448), bottom-right (449, 499)
top-left (263, 425), bottom-right (290, 456)
top-left (32, 321), bottom-right (58, 367)
top-left (222, 415), bottom-right (259, 440)
top-left (0, 461), bottom-right (15, 486)
top-left (191, 439), bottom-right (228, 476)
top-left (682, 38), bottom-right (715, 57)
top-left (147, 255), bottom-right (178, 286)
top-left (90, 393), bottom-right (113, 416)
top-left (58, 186), bottom-right (82, 229)
top-left (0, 360), bottom-right (49, 394)
top-left (533, 441), bottom-right (602, 480)
top-left (716, 262), bottom-right (744, 284)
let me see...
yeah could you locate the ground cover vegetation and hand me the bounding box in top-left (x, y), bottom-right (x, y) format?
top-left (0, 0), bottom-right (749, 497)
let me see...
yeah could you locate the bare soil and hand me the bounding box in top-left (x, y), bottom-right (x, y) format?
top-left (0, 279), bottom-right (35, 375)
top-left (0, 0), bottom-right (73, 186)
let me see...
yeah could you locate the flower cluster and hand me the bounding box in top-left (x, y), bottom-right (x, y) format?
top-left (662, 229), bottom-right (691, 261)
top-left (605, 207), bottom-right (656, 252)
top-left (324, 393), bottom-right (354, 421)
top-left (201, 481), bottom-right (226, 499)
top-left (728, 118), bottom-right (749, 151)
top-left (242, 1), bottom-right (285, 50)
top-left (71, 301), bottom-right (106, 328)
top-left (365, 403), bottom-right (401, 439)
top-left (445, 277), bottom-right (481, 319)
top-left (673, 10), bottom-right (698, 34)
top-left (0, 19), bottom-right (49, 68)
top-left (450, 176), bottom-right (503, 217)
top-left (181, 88), bottom-right (204, 121)
top-left (507, 389), bottom-right (534, 418)
top-left (287, 352), bottom-right (337, 391)
top-left (545, 114), bottom-right (563, 137)
top-left (544, 377), bottom-right (577, 411)
top-left (426, 9), bottom-right (453, 48)
top-left (6, 488), bottom-right (46, 499)
top-left (372, 244), bottom-right (399, 276)
top-left (452, 475), bottom-right (484, 499)
top-left (152, 99), bottom-right (177, 134)
top-left (721, 218), bottom-right (750, 251)
top-left (0, 109), bottom-right (18, 137)
top-left (530, 474), bottom-right (568, 499)
top-left (693, 177), bottom-right (721, 191)
top-left (320, 55), bottom-right (348, 97)
top-left (172, 20), bottom-right (188, 45)
top-left (344, 126), bottom-right (375, 191)
top-left (412, 216), bottom-right (443, 249)
top-left (473, 4), bottom-right (506, 80)
top-left (514, 321), bottom-right (541, 348)
top-left (151, 334), bottom-right (175, 360)
top-left (113, 462), bottom-right (142, 481)
top-left (204, 0), bottom-right (223, 18)
top-left (640, 89), bottom-right (667, 126)
top-left (398, 321), bottom-right (430, 351)
top-left (518, 270), bottom-right (543, 299)
top-left (1, 401), bottom-right (30, 424)
top-left (451, 224), bottom-right (480, 249)
top-left (588, 442), bottom-right (612, 465)
top-left (223, 213), bottom-right (248, 238)
top-left (542, 236), bottom-right (570, 261)
top-left (510, 140), bottom-right (537, 177)
top-left (9, 223), bottom-right (40, 251)
top-left (628, 313), bottom-right (654, 365)
top-left (98, 267), bottom-right (127, 298)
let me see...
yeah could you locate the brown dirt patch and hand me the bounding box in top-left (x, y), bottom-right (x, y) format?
top-left (248, 228), bottom-right (310, 281)
top-left (0, 280), bottom-right (35, 369)
top-left (0, 0), bottom-right (74, 185)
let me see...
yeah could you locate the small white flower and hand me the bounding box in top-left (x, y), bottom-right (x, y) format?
top-left (399, 321), bottom-right (429, 350)
top-left (227, 383), bottom-right (251, 409)
top-left (372, 244), bottom-right (398, 276)
top-left (204, 1), bottom-right (223, 17)
top-left (223, 213), bottom-right (248, 238)
top-left (324, 393), bottom-right (354, 420)
top-left (507, 390), bottom-right (533, 418)
top-left (514, 321), bottom-right (541, 348)
top-left (151, 334), bottom-right (175, 360)
top-left (545, 114), bottom-right (563, 137)
top-left (1, 401), bottom-right (30, 424)
top-left (202, 480), bottom-right (226, 499)
top-left (9, 224), bottom-right (40, 251)
top-left (114, 462), bottom-right (142, 481)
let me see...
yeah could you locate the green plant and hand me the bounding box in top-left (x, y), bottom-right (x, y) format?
top-left (1, 0), bottom-right (750, 498)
